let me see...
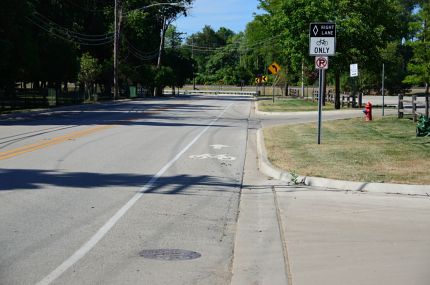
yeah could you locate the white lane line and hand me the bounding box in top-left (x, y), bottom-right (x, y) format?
top-left (35, 102), bottom-right (233, 285)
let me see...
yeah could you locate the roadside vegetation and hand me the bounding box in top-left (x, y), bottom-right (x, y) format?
top-left (264, 116), bottom-right (430, 184)
top-left (1, 1), bottom-right (428, 109)
top-left (258, 97), bottom-right (335, 112)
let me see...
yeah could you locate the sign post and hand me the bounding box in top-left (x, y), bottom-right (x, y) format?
top-left (268, 63), bottom-right (282, 102)
top-left (310, 23), bottom-right (336, 145)
top-left (382, 63), bottom-right (385, 116)
top-left (350, 64), bottom-right (359, 107)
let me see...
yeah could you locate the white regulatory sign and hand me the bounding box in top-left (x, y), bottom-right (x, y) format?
top-left (350, 64), bottom-right (359, 77)
top-left (315, 56), bottom-right (329, 70)
top-left (309, 23), bottom-right (336, 56)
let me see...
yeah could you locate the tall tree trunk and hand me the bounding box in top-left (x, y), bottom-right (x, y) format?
top-left (154, 16), bottom-right (167, 97)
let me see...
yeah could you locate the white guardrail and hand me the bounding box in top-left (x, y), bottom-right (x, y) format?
top-left (177, 90), bottom-right (258, 96)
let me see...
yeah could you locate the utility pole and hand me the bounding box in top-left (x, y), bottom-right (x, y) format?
top-left (153, 16), bottom-right (167, 97)
top-left (424, 18), bottom-right (429, 118)
top-left (192, 36), bottom-right (196, 90)
top-left (113, 0), bottom-right (122, 100)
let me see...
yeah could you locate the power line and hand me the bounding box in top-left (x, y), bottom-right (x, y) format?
top-left (62, 0), bottom-right (110, 13)
top-left (180, 34), bottom-right (283, 54)
top-left (32, 12), bottom-right (114, 39)
top-left (26, 16), bottom-right (114, 46)
top-left (122, 38), bottom-right (160, 61)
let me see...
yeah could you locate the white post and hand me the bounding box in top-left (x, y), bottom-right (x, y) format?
top-left (382, 63), bottom-right (385, 116)
top-left (301, 60), bottom-right (305, 98)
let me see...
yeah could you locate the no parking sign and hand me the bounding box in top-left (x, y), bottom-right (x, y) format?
top-left (315, 56), bottom-right (329, 70)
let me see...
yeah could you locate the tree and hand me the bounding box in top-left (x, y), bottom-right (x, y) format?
top-left (0, 0), bottom-right (195, 104)
top-left (78, 53), bottom-right (102, 100)
top-left (0, 0), bottom-right (37, 96)
top-left (186, 26), bottom-right (236, 84)
top-left (259, 0), bottom-right (411, 107)
top-left (403, 2), bottom-right (430, 95)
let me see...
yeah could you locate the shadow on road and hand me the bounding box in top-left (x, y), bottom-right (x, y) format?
top-left (0, 169), bottom-right (239, 195)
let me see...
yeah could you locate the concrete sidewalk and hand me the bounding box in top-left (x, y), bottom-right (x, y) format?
top-left (276, 187), bottom-right (430, 285)
top-left (231, 126), bottom-right (290, 285)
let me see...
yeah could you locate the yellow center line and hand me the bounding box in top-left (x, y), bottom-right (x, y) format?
top-left (0, 106), bottom-right (174, 161)
top-left (0, 125), bottom-right (114, 161)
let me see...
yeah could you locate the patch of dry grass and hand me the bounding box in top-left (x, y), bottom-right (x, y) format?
top-left (264, 116), bottom-right (430, 184)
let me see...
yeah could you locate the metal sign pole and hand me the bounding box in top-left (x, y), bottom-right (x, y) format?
top-left (382, 63), bottom-right (385, 116)
top-left (310, 23), bottom-right (335, 145)
top-left (318, 69), bottom-right (324, 144)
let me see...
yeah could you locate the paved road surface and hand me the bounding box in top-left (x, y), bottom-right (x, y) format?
top-left (0, 96), bottom-right (250, 285)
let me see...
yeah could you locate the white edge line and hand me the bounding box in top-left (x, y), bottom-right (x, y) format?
top-left (35, 102), bottom-right (233, 285)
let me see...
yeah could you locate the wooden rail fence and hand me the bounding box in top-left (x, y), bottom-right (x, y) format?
top-left (398, 94), bottom-right (430, 122)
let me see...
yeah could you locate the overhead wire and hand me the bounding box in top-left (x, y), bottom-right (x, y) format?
top-left (26, 12), bottom-right (114, 46)
top-left (61, 0), bottom-right (110, 13)
top-left (180, 33), bottom-right (283, 55)
top-left (124, 38), bottom-right (160, 61)
top-left (31, 12), bottom-right (114, 39)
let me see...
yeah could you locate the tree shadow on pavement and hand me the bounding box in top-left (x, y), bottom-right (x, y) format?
top-left (0, 169), bottom-right (240, 196)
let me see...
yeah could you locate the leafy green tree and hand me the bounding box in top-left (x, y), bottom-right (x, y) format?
top-left (0, 0), bottom-right (36, 96)
top-left (78, 53), bottom-right (102, 100)
top-left (242, 14), bottom-right (282, 79)
top-left (164, 49), bottom-right (194, 90)
top-left (403, 2), bottom-right (430, 95)
top-left (0, 0), bottom-right (195, 103)
top-left (186, 26), bottom-right (236, 83)
top-left (259, 0), bottom-right (411, 107)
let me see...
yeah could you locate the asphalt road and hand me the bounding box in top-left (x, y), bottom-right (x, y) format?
top-left (0, 96), bottom-right (251, 285)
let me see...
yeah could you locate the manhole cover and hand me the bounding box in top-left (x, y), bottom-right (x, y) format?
top-left (139, 249), bottom-right (201, 261)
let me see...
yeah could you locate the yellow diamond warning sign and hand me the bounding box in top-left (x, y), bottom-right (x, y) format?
top-left (268, 62), bottom-right (281, 75)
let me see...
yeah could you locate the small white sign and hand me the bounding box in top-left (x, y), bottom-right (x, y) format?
top-left (315, 56), bottom-right (329, 70)
top-left (350, 64), bottom-right (359, 77)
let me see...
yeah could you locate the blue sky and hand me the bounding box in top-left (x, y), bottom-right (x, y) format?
top-left (173, 0), bottom-right (261, 35)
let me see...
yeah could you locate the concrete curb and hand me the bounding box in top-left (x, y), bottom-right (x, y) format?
top-left (256, 129), bottom-right (430, 196)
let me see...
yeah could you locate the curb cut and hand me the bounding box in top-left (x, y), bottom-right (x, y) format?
top-left (256, 129), bottom-right (430, 196)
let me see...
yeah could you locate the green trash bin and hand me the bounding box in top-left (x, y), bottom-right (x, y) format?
top-left (47, 88), bottom-right (56, 107)
top-left (129, 86), bottom-right (137, 98)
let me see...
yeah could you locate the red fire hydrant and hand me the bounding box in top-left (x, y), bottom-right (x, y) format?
top-left (363, 102), bottom-right (372, 121)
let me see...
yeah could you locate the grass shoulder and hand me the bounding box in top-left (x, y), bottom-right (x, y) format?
top-left (264, 116), bottom-right (430, 184)
top-left (257, 96), bottom-right (335, 112)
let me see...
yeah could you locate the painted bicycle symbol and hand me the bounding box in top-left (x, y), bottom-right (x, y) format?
top-left (189, 154), bottom-right (237, 161)
top-left (316, 39), bottom-right (328, 46)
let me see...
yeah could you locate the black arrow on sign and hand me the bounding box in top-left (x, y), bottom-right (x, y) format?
top-left (269, 64), bottom-right (278, 74)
